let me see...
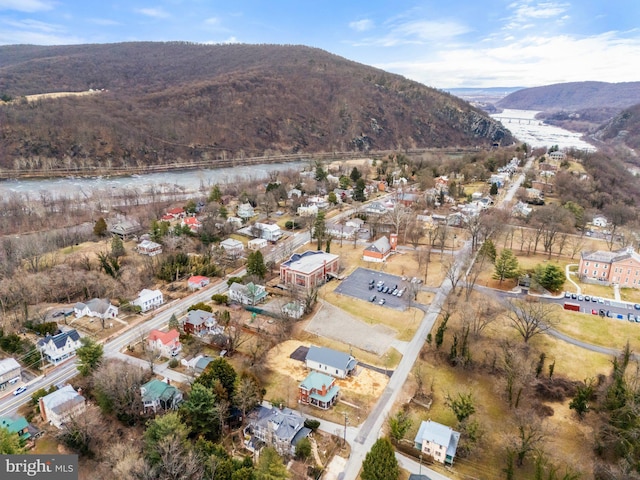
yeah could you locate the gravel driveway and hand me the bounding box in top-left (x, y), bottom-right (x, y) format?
top-left (305, 301), bottom-right (397, 355)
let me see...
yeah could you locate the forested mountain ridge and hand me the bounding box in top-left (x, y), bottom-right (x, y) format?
top-left (0, 42), bottom-right (513, 173)
top-left (496, 81), bottom-right (640, 111)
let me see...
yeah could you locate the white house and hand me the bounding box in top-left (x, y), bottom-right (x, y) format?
top-left (593, 215), bottom-right (608, 228)
top-left (297, 205), bottom-right (319, 217)
top-left (220, 238), bottom-right (245, 257)
top-left (227, 216), bottom-right (243, 230)
top-left (147, 329), bottom-right (181, 357)
top-left (414, 420), bottom-right (460, 465)
top-left (326, 224), bottom-right (357, 239)
top-left (132, 289), bottom-right (163, 313)
top-left (256, 222), bottom-right (282, 242)
top-left (287, 188), bottom-right (302, 199)
top-left (40, 385), bottom-right (86, 428)
top-left (237, 203), bottom-right (255, 219)
top-left (0, 358), bottom-right (21, 390)
top-left (228, 282), bottom-right (267, 306)
top-left (248, 238), bottom-right (268, 251)
top-left (37, 330), bottom-right (82, 365)
top-left (74, 298), bottom-right (118, 320)
top-left (345, 218), bottom-right (364, 229)
top-left (305, 345), bottom-right (357, 379)
top-left (136, 239), bottom-right (163, 256)
top-left (282, 301), bottom-right (305, 319)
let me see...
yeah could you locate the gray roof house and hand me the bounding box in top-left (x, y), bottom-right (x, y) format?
top-left (109, 220), bottom-right (141, 240)
top-left (74, 298), bottom-right (118, 320)
top-left (37, 330), bottom-right (82, 365)
top-left (0, 358), bottom-right (21, 389)
top-left (39, 385), bottom-right (86, 428)
top-left (244, 404), bottom-right (311, 456)
top-left (305, 345), bottom-right (357, 379)
top-left (414, 420), bottom-right (460, 465)
top-left (228, 282), bottom-right (267, 306)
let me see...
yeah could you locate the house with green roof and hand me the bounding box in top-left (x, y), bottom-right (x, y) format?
top-left (141, 379), bottom-right (183, 413)
top-left (298, 371), bottom-right (340, 410)
top-left (0, 416), bottom-right (31, 443)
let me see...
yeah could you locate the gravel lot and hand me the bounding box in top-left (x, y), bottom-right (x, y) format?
top-left (333, 267), bottom-right (411, 311)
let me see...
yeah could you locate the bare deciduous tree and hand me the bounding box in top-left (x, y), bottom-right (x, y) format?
top-left (505, 299), bottom-right (558, 343)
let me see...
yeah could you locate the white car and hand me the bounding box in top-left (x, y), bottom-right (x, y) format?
top-left (13, 385), bottom-right (27, 396)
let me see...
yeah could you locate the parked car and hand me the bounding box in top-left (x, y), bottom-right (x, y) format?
top-left (369, 295), bottom-right (377, 302)
top-left (635, 304), bottom-right (640, 311)
top-left (584, 295), bottom-right (591, 301)
top-left (571, 293), bottom-right (577, 299)
top-left (369, 284), bottom-right (374, 290)
top-left (578, 295), bottom-right (584, 301)
top-left (564, 292), bottom-right (571, 298)
top-left (591, 297), bottom-right (598, 302)
top-left (598, 298), bottom-right (605, 304)
top-left (13, 385), bottom-right (27, 396)
top-left (391, 289), bottom-right (398, 296)
top-left (379, 298), bottom-right (386, 305)
top-left (591, 309), bottom-right (598, 315)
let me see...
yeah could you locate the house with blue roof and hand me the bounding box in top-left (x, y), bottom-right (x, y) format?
top-left (298, 371), bottom-right (339, 410)
top-left (414, 420), bottom-right (460, 466)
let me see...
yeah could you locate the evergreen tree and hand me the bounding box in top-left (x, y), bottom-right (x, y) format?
top-left (479, 239), bottom-right (497, 263)
top-left (255, 447), bottom-right (289, 480)
top-left (388, 410), bottom-right (412, 442)
top-left (435, 313), bottom-right (449, 349)
top-left (361, 438), bottom-right (399, 480)
top-left (196, 358), bottom-right (237, 400)
top-left (76, 337), bottom-right (104, 376)
top-left (110, 235), bottom-right (125, 258)
top-left (180, 383), bottom-right (220, 441)
top-left (350, 166), bottom-right (362, 182)
top-left (93, 217), bottom-right (108, 237)
top-left (168, 313), bottom-right (180, 331)
top-left (209, 185), bottom-right (222, 203)
top-left (533, 263), bottom-right (565, 292)
top-left (493, 249), bottom-right (519, 283)
top-left (0, 426), bottom-right (26, 454)
top-left (144, 411), bottom-right (190, 466)
top-left (353, 178), bottom-right (367, 202)
top-left (489, 182), bottom-right (499, 195)
top-left (328, 191), bottom-right (338, 205)
top-left (246, 250), bottom-right (267, 279)
top-left (313, 212), bottom-right (326, 250)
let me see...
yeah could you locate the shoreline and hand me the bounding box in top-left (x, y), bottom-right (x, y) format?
top-left (0, 147), bottom-right (480, 181)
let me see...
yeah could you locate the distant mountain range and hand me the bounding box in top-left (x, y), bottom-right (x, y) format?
top-left (0, 42), bottom-right (513, 174)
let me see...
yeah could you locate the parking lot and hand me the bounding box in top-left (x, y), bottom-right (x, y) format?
top-left (334, 267), bottom-right (414, 311)
top-left (559, 291), bottom-right (640, 322)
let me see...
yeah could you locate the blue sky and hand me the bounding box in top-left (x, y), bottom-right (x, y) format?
top-left (1, 0), bottom-right (639, 88)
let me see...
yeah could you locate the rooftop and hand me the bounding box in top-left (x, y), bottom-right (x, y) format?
top-left (281, 251), bottom-right (339, 274)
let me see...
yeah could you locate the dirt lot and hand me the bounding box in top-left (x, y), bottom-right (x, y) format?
top-left (263, 340), bottom-right (388, 423)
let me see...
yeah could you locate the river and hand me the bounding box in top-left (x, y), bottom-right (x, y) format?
top-left (491, 108), bottom-right (596, 152)
top-left (0, 160), bottom-right (309, 200)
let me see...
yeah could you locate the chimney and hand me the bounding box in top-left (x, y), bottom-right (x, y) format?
top-left (39, 398), bottom-right (47, 422)
top-left (390, 233), bottom-right (398, 251)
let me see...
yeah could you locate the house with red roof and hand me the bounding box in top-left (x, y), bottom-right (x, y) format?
top-left (188, 276), bottom-right (210, 290)
top-left (166, 207), bottom-right (185, 219)
top-left (182, 216), bottom-right (202, 232)
top-left (147, 329), bottom-right (181, 357)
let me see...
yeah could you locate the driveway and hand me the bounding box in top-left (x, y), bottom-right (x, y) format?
top-left (305, 301), bottom-right (399, 355)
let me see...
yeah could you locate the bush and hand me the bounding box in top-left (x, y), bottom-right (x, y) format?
top-left (304, 419), bottom-right (320, 431)
top-left (227, 276), bottom-right (243, 286)
top-left (187, 302), bottom-right (212, 313)
top-left (168, 358), bottom-right (179, 368)
top-left (211, 294), bottom-right (228, 305)
top-left (295, 437), bottom-right (312, 460)
top-left (25, 321), bottom-right (58, 336)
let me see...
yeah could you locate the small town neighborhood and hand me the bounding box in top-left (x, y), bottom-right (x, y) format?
top-left (2, 149), bottom-right (640, 480)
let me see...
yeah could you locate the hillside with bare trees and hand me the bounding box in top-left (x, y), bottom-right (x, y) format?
top-left (0, 42), bottom-right (513, 175)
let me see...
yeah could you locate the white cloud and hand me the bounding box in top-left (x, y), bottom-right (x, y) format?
top-left (88, 18), bottom-right (122, 26)
top-left (3, 18), bottom-right (63, 33)
top-left (349, 19), bottom-right (373, 32)
top-left (205, 17), bottom-right (220, 26)
top-left (353, 18), bottom-right (470, 47)
top-left (134, 7), bottom-right (170, 19)
top-left (504, 1), bottom-right (569, 29)
top-left (0, 0), bottom-right (54, 13)
top-left (0, 28), bottom-right (82, 45)
top-left (375, 31), bottom-right (640, 88)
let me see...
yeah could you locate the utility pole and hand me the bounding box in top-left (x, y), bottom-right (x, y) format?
top-left (342, 412), bottom-right (349, 448)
